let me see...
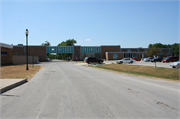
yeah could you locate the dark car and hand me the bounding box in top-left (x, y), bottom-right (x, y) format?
top-left (162, 56), bottom-right (179, 63)
top-left (151, 57), bottom-right (163, 62)
top-left (84, 57), bottom-right (103, 64)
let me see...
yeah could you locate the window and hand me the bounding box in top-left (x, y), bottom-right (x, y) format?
top-left (84, 48), bottom-right (85, 50)
top-left (1, 51), bottom-right (7, 55)
top-left (66, 48), bottom-right (68, 50)
top-left (52, 48), bottom-right (54, 51)
top-left (97, 48), bottom-right (98, 50)
top-left (59, 48), bottom-right (61, 50)
top-left (90, 48), bottom-right (92, 50)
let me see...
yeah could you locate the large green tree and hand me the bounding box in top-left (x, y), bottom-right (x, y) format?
top-left (147, 46), bottom-right (162, 57)
top-left (148, 43), bottom-right (179, 56)
top-left (171, 43), bottom-right (179, 56)
top-left (58, 39), bottom-right (77, 46)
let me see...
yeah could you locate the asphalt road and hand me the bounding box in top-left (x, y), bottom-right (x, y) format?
top-left (1, 60), bottom-right (179, 119)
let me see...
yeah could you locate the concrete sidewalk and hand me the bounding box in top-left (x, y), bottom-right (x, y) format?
top-left (0, 79), bottom-right (28, 94)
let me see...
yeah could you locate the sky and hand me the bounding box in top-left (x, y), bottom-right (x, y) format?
top-left (0, 0), bottom-right (179, 48)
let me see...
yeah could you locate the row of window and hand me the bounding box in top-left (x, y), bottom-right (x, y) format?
top-left (1, 51), bottom-right (8, 55)
top-left (47, 47), bottom-right (73, 53)
top-left (81, 47), bottom-right (101, 53)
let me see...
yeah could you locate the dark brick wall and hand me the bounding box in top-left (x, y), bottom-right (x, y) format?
top-left (107, 53), bottom-right (123, 60)
top-left (139, 49), bottom-right (145, 52)
top-left (131, 49), bottom-right (136, 52)
top-left (118, 53), bottom-right (124, 59)
top-left (1, 47), bottom-right (13, 65)
top-left (121, 49), bottom-right (127, 52)
top-left (101, 46), bottom-right (120, 59)
top-left (13, 46), bottom-right (25, 55)
top-left (108, 53), bottom-right (113, 60)
top-left (73, 46), bottom-right (81, 61)
top-left (13, 46), bottom-right (47, 62)
top-left (95, 53), bottom-right (101, 59)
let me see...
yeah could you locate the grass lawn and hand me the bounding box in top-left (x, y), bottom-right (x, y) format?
top-left (0, 64), bottom-right (42, 79)
top-left (96, 64), bottom-right (179, 81)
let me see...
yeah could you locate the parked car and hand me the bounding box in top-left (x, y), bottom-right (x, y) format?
top-left (170, 60), bottom-right (180, 68)
top-left (84, 57), bottom-right (103, 64)
top-left (65, 57), bottom-right (71, 60)
top-left (143, 58), bottom-right (147, 61)
top-left (46, 58), bottom-right (51, 62)
top-left (162, 56), bottom-right (179, 63)
top-left (144, 57), bottom-right (154, 62)
top-left (116, 58), bottom-right (135, 64)
top-left (131, 57), bottom-right (141, 61)
top-left (151, 57), bottom-right (163, 62)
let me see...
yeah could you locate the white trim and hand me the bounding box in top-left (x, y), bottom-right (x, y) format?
top-left (0, 43), bottom-right (13, 49)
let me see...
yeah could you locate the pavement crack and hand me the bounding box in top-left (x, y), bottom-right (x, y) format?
top-left (127, 88), bottom-right (139, 94)
top-left (157, 102), bottom-right (177, 110)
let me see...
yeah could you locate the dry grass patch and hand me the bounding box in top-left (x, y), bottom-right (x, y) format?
top-left (0, 64), bottom-right (42, 79)
top-left (97, 64), bottom-right (179, 80)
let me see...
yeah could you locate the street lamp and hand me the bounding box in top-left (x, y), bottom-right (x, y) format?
top-left (25, 29), bottom-right (29, 70)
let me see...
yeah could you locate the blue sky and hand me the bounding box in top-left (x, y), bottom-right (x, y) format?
top-left (1, 0), bottom-right (179, 48)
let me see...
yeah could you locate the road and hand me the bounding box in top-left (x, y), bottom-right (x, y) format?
top-left (1, 60), bottom-right (179, 119)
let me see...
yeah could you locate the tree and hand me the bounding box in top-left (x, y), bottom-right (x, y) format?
top-left (148, 43), bottom-right (179, 57)
top-left (148, 44), bottom-right (153, 48)
top-left (41, 41), bottom-right (50, 46)
top-left (57, 39), bottom-right (77, 60)
top-left (57, 39), bottom-right (77, 46)
top-left (147, 46), bottom-right (161, 57)
top-left (172, 43), bottom-right (179, 56)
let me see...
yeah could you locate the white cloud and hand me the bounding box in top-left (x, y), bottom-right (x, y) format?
top-left (78, 40), bottom-right (81, 42)
top-left (85, 38), bottom-right (91, 41)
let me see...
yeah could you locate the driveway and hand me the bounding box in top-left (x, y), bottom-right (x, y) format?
top-left (1, 60), bottom-right (179, 119)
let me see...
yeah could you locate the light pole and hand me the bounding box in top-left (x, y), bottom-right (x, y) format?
top-left (25, 29), bottom-right (29, 70)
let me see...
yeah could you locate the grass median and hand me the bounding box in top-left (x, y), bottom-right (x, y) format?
top-left (96, 64), bottom-right (179, 80)
top-left (0, 64), bottom-right (42, 79)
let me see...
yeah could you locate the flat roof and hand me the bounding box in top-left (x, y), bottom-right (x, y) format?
top-left (0, 43), bottom-right (13, 49)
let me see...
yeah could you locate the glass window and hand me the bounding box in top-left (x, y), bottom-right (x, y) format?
top-left (1, 51), bottom-right (7, 55)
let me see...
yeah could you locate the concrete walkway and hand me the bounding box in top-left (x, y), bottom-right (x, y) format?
top-left (0, 79), bottom-right (27, 93)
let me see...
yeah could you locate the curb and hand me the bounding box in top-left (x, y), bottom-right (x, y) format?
top-left (0, 79), bottom-right (28, 94)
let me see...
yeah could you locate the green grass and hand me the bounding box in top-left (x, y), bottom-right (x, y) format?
top-left (96, 64), bottom-right (179, 80)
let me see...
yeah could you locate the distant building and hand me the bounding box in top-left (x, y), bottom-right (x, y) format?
top-left (0, 43), bottom-right (13, 65)
top-left (0, 43), bottom-right (173, 65)
top-left (13, 44), bottom-right (47, 62)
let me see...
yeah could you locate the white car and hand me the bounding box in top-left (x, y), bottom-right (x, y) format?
top-left (144, 57), bottom-right (153, 62)
top-left (170, 60), bottom-right (180, 68)
top-left (116, 58), bottom-right (135, 64)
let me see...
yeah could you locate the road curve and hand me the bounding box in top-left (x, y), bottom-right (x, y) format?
top-left (0, 60), bottom-right (179, 119)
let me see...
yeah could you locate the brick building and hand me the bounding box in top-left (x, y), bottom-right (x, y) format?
top-left (1, 43), bottom-right (173, 65)
top-left (0, 43), bottom-right (13, 65)
top-left (13, 44), bottom-right (47, 62)
top-left (47, 45), bottom-right (172, 61)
